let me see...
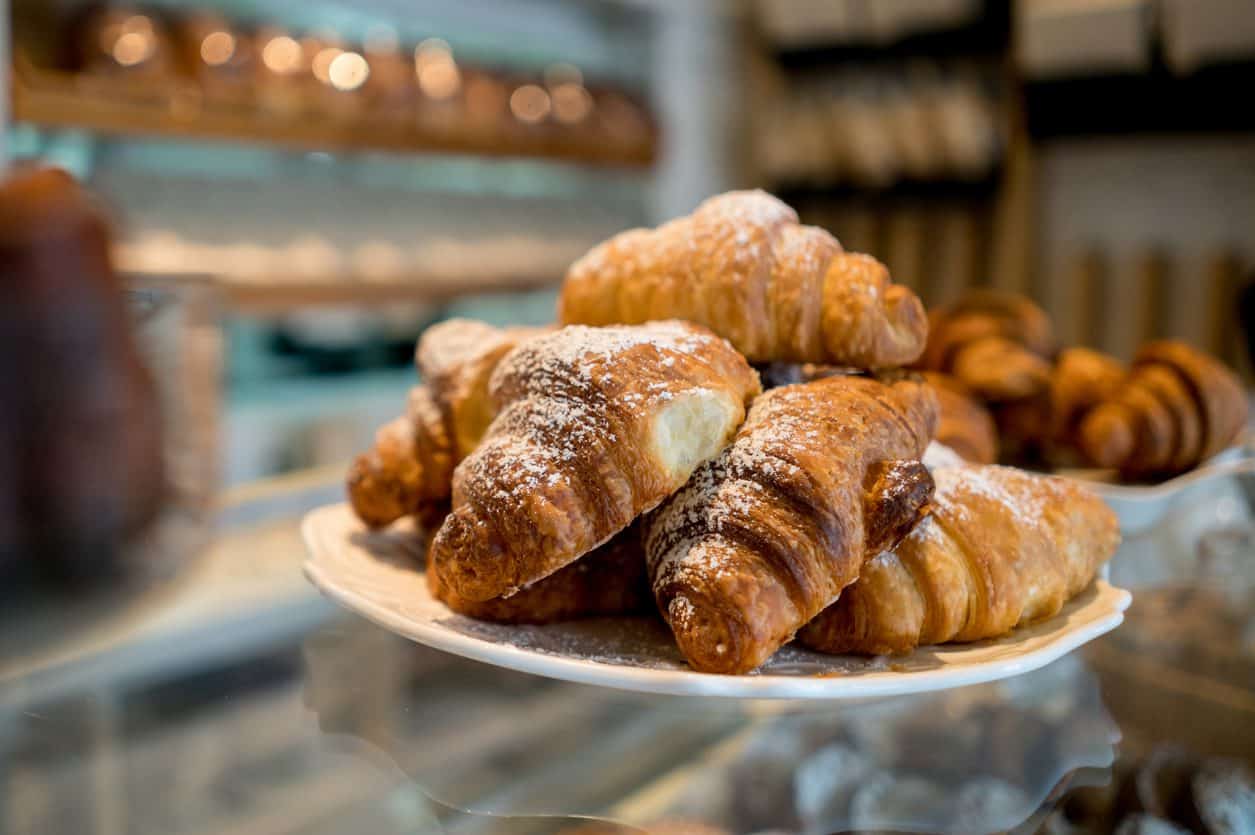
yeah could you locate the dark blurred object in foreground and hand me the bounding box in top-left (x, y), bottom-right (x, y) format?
top-left (0, 166), bottom-right (164, 585)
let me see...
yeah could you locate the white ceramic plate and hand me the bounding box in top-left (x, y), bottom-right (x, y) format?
top-left (1059, 445), bottom-right (1255, 534)
top-left (302, 502), bottom-right (1132, 700)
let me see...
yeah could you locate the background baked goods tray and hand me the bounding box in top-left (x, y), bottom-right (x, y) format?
top-left (301, 502), bottom-right (1131, 700)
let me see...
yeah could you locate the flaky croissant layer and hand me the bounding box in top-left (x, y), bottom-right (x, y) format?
top-left (798, 463), bottom-right (1119, 656)
top-left (346, 320), bottom-right (542, 529)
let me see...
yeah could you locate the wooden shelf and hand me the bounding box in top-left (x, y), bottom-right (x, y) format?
top-left (119, 267), bottom-right (562, 311)
top-left (13, 69), bottom-right (656, 168)
top-left (218, 273), bottom-right (561, 311)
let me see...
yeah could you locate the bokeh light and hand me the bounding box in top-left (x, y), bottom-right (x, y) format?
top-left (328, 51), bottom-right (370, 91)
top-left (200, 31), bottom-right (235, 66)
top-left (312, 47), bottom-right (344, 84)
top-left (261, 35), bottom-right (301, 75)
top-left (509, 84), bottom-right (551, 124)
top-left (551, 82), bottom-right (592, 124)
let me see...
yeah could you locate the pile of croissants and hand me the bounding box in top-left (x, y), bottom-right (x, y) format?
top-left (917, 290), bottom-right (1248, 480)
top-left (344, 191), bottom-right (1147, 675)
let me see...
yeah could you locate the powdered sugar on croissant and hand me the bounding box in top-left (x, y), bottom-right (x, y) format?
top-left (431, 321), bottom-right (760, 602)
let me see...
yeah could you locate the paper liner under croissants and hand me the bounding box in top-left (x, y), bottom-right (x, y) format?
top-left (644, 374), bottom-right (939, 674)
top-left (798, 464), bottom-right (1119, 656)
top-left (430, 321), bottom-right (761, 602)
top-left (558, 190), bottom-right (928, 369)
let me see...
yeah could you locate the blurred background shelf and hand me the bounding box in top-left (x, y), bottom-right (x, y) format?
top-left (214, 273), bottom-right (560, 312)
top-left (13, 74), bottom-right (656, 167)
top-left (4, 3), bottom-right (1255, 835)
top-left (1024, 58), bottom-right (1255, 138)
top-left (121, 271), bottom-right (563, 313)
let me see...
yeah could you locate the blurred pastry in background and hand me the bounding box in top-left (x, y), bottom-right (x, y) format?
top-left (991, 392), bottom-right (1054, 468)
top-left (922, 371), bottom-right (998, 464)
top-left (919, 290), bottom-right (1055, 401)
top-left (1079, 340), bottom-right (1247, 479)
top-left (917, 290), bottom-right (1246, 481)
top-left (0, 167), bottom-right (165, 584)
top-left (1048, 347), bottom-right (1128, 448)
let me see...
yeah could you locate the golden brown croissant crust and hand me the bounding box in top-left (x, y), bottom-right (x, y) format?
top-left (416, 318), bottom-right (549, 460)
top-left (1079, 340), bottom-right (1246, 477)
top-left (644, 374), bottom-right (938, 674)
top-left (922, 372), bottom-right (998, 465)
top-left (427, 523), bottom-right (651, 624)
top-left (1048, 347), bottom-right (1127, 444)
top-left (558, 190), bottom-right (928, 368)
top-left (431, 321), bottom-right (761, 603)
top-left (346, 385), bottom-right (453, 528)
top-left (346, 320), bottom-right (542, 529)
top-left (798, 464), bottom-right (1119, 656)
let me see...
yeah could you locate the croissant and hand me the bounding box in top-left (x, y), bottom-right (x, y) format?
top-left (922, 372), bottom-right (998, 464)
top-left (558, 190), bottom-right (927, 368)
top-left (644, 374), bottom-right (938, 674)
top-left (346, 320), bottom-right (542, 528)
top-left (1079, 340), bottom-right (1246, 477)
top-left (989, 393), bottom-right (1054, 467)
top-left (430, 321), bottom-right (760, 602)
top-left (920, 291), bottom-right (1055, 401)
top-left (416, 318), bottom-right (549, 460)
top-left (346, 385), bottom-right (454, 528)
top-left (1048, 347), bottom-right (1127, 445)
top-left (798, 464), bottom-right (1119, 656)
top-left (427, 522), bottom-right (651, 624)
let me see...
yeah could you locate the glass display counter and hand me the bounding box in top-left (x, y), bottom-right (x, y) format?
top-left (2, 465), bottom-right (1253, 835)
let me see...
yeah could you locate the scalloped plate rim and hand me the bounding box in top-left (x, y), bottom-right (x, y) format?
top-left (302, 502), bottom-right (1131, 700)
top-left (1059, 445), bottom-right (1253, 533)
